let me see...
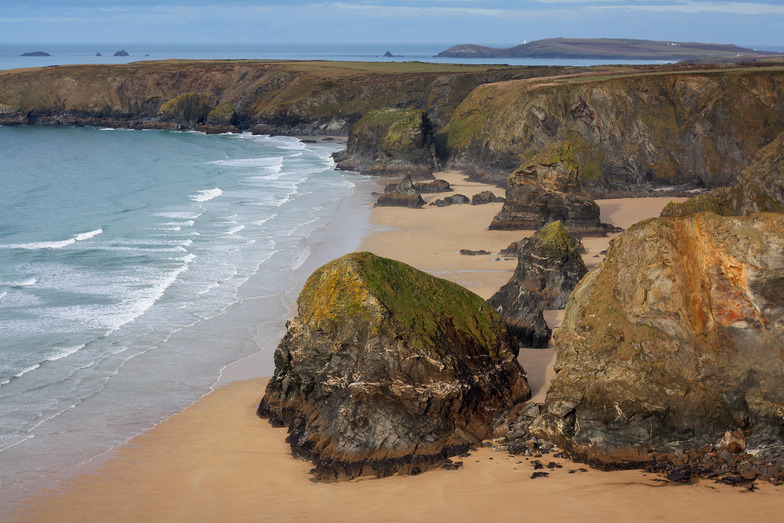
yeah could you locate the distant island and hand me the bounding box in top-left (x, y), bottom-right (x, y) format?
top-left (20, 51), bottom-right (50, 57)
top-left (113, 50), bottom-right (129, 57)
top-left (437, 37), bottom-right (781, 62)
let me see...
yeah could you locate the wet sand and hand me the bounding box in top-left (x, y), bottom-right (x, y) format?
top-left (13, 172), bottom-right (784, 522)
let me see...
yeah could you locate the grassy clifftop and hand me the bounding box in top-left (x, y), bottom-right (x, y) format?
top-left (0, 60), bottom-right (566, 134)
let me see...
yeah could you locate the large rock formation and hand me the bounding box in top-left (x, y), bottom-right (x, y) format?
top-left (258, 252), bottom-right (530, 479)
top-left (332, 108), bottom-right (438, 178)
top-left (489, 143), bottom-right (604, 236)
top-left (532, 212), bottom-right (784, 468)
top-left (662, 132), bottom-right (784, 217)
top-left (375, 174), bottom-right (426, 208)
top-left (488, 221), bottom-right (587, 347)
top-left (441, 67), bottom-right (784, 194)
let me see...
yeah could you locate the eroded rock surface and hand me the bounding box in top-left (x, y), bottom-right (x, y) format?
top-left (490, 143), bottom-right (604, 236)
top-left (258, 252), bottom-right (530, 479)
top-left (662, 132), bottom-right (784, 217)
top-left (333, 108), bottom-right (438, 178)
top-left (488, 221), bottom-right (587, 347)
top-left (375, 174), bottom-right (426, 208)
top-left (532, 213), bottom-right (784, 468)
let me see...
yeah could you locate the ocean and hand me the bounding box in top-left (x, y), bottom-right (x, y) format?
top-left (0, 125), bottom-right (376, 506)
top-left (0, 42), bottom-right (680, 71)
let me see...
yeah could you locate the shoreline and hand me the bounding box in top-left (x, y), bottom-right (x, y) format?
top-left (12, 170), bottom-right (784, 521)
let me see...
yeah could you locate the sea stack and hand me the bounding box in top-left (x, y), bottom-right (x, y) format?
top-left (532, 212), bottom-right (784, 468)
top-left (489, 221), bottom-right (587, 347)
top-left (489, 142), bottom-right (604, 235)
top-left (258, 252), bottom-right (530, 479)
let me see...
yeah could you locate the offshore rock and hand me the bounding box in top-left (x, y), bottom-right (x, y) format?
top-left (375, 174), bottom-right (425, 208)
top-left (531, 213), bottom-right (784, 468)
top-left (333, 108), bottom-right (438, 178)
top-left (662, 132), bottom-right (784, 217)
top-left (489, 143), bottom-right (604, 236)
top-left (488, 221), bottom-right (587, 347)
top-left (258, 252), bottom-right (530, 480)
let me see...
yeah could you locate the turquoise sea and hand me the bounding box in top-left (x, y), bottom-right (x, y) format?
top-left (0, 125), bottom-right (376, 508)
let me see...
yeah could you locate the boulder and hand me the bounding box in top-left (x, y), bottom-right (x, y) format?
top-left (333, 108), bottom-right (438, 178)
top-left (414, 179), bottom-right (452, 193)
top-left (488, 221), bottom-right (587, 347)
top-left (375, 174), bottom-right (425, 208)
top-left (662, 132), bottom-right (784, 217)
top-left (471, 190), bottom-right (505, 205)
top-left (490, 143), bottom-right (605, 236)
top-left (531, 212), bottom-right (784, 468)
top-left (430, 194), bottom-right (470, 207)
top-left (258, 252), bottom-right (530, 479)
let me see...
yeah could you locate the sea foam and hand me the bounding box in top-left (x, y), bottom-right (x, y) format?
top-left (191, 188), bottom-right (223, 202)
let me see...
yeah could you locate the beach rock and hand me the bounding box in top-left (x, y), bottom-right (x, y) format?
top-left (414, 179), bottom-right (452, 193)
top-left (375, 174), bottom-right (425, 208)
top-left (459, 249), bottom-right (491, 256)
top-left (488, 221), bottom-right (587, 347)
top-left (333, 108), bottom-right (438, 178)
top-left (430, 194), bottom-right (470, 207)
top-left (662, 132), bottom-right (784, 217)
top-left (531, 212), bottom-right (784, 468)
top-left (489, 143), bottom-right (605, 236)
top-left (258, 252), bottom-right (530, 480)
top-left (471, 191), bottom-right (505, 205)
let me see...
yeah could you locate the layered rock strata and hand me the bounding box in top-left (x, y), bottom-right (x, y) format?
top-left (662, 132), bottom-right (784, 217)
top-left (532, 212), bottom-right (784, 468)
top-left (258, 252), bottom-right (530, 479)
top-left (332, 108), bottom-right (437, 178)
top-left (489, 143), bottom-right (604, 236)
top-left (488, 221), bottom-right (587, 347)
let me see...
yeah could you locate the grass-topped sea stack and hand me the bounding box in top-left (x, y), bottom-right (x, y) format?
top-left (258, 252), bottom-right (530, 479)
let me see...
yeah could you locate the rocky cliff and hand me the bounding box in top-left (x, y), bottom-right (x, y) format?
top-left (258, 252), bottom-right (530, 479)
top-left (440, 67), bottom-right (784, 195)
top-left (662, 131), bottom-right (784, 217)
top-left (490, 143), bottom-right (604, 235)
top-left (532, 212), bottom-right (784, 468)
top-left (332, 108), bottom-right (437, 177)
top-left (0, 60), bottom-right (563, 135)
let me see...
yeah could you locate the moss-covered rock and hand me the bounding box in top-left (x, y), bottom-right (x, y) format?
top-left (531, 212), bottom-right (784, 468)
top-left (488, 221), bottom-right (587, 347)
top-left (258, 252), bottom-right (530, 479)
top-left (206, 101), bottom-right (237, 126)
top-left (662, 132), bottom-right (784, 217)
top-left (490, 142), bottom-right (604, 235)
top-left (333, 108), bottom-right (438, 178)
top-left (157, 92), bottom-right (218, 127)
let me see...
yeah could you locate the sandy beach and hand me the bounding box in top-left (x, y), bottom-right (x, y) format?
top-left (11, 171), bottom-right (784, 522)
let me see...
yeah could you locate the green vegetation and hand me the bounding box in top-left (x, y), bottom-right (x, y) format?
top-left (299, 252), bottom-right (509, 358)
top-left (532, 221), bottom-right (579, 259)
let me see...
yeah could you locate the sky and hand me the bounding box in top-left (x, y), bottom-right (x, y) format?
top-left (1, 1), bottom-right (783, 48)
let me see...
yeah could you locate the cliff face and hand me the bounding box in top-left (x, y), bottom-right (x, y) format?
top-left (532, 213), bottom-right (784, 467)
top-left (662, 131), bottom-right (784, 217)
top-left (441, 69), bottom-right (784, 195)
top-left (0, 61), bottom-right (562, 135)
top-left (333, 108), bottom-right (437, 177)
top-left (258, 252), bottom-right (529, 479)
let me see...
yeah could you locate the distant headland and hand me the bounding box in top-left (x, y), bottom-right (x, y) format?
top-left (437, 37), bottom-right (781, 62)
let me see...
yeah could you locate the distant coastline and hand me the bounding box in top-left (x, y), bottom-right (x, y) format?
top-left (437, 37), bottom-right (783, 63)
